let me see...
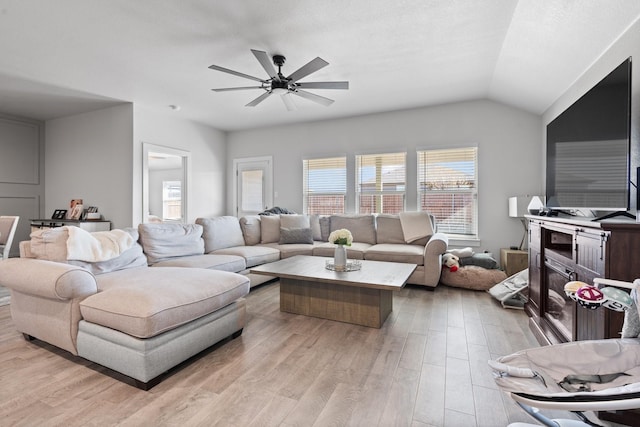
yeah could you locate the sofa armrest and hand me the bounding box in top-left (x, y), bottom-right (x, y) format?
top-left (0, 258), bottom-right (97, 300)
top-left (424, 232), bottom-right (448, 257)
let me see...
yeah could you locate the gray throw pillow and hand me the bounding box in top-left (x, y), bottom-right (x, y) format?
top-left (459, 253), bottom-right (499, 269)
top-left (279, 227), bottom-right (314, 244)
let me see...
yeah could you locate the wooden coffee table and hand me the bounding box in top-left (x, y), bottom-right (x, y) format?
top-left (250, 255), bottom-right (417, 328)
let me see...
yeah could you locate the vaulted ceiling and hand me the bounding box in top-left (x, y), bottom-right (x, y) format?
top-left (0, 1), bottom-right (639, 131)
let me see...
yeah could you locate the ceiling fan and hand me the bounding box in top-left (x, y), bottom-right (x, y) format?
top-left (209, 49), bottom-right (349, 110)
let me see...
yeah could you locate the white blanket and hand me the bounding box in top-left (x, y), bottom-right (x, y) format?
top-left (66, 226), bottom-right (135, 262)
top-left (399, 211), bottom-right (434, 243)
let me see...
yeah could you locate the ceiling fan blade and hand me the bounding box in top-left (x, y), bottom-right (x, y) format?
top-left (287, 57), bottom-right (329, 83)
top-left (246, 91), bottom-right (272, 107)
top-left (296, 81), bottom-right (349, 90)
top-left (251, 49), bottom-right (280, 82)
top-left (208, 64), bottom-right (265, 83)
top-left (292, 89), bottom-right (334, 107)
top-left (211, 86), bottom-right (264, 92)
top-left (281, 93), bottom-right (296, 111)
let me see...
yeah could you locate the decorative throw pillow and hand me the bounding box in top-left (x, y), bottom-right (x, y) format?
top-left (279, 227), bottom-right (314, 244)
top-left (459, 253), bottom-right (499, 269)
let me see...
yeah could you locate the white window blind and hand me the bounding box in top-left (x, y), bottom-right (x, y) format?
top-left (418, 147), bottom-right (478, 237)
top-left (356, 152), bottom-right (406, 214)
top-left (303, 156), bottom-right (347, 214)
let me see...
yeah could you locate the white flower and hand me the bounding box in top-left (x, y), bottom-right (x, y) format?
top-left (328, 228), bottom-right (353, 246)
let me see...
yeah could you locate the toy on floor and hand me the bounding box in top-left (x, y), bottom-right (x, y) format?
top-left (442, 253), bottom-right (460, 272)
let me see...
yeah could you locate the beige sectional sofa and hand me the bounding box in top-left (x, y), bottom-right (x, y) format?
top-left (139, 212), bottom-right (448, 288)
top-left (0, 211), bottom-right (446, 389)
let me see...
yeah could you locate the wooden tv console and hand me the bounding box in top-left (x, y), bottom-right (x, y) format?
top-left (526, 214), bottom-right (640, 425)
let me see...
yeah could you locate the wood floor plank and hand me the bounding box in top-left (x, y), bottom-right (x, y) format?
top-left (378, 366), bottom-right (421, 426)
top-left (472, 385), bottom-right (510, 427)
top-left (444, 356), bottom-right (475, 415)
top-left (0, 283), bottom-right (549, 426)
top-left (413, 363), bottom-right (446, 426)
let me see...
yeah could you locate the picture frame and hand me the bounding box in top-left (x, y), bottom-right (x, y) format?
top-left (67, 199), bottom-right (84, 220)
top-left (51, 209), bottom-right (67, 220)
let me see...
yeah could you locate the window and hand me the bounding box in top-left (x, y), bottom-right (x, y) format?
top-left (418, 147), bottom-right (478, 238)
top-left (162, 180), bottom-right (182, 221)
top-left (356, 152), bottom-right (406, 214)
top-left (303, 156), bottom-right (347, 214)
top-left (240, 169), bottom-right (264, 213)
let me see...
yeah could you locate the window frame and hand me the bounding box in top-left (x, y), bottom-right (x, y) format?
top-left (302, 156), bottom-right (347, 215)
top-left (417, 147), bottom-right (478, 239)
top-left (355, 151), bottom-right (407, 214)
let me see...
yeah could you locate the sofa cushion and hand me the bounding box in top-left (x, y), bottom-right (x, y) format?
top-left (260, 215), bottom-right (281, 243)
top-left (29, 227), bottom-right (70, 262)
top-left (375, 214), bottom-right (406, 244)
top-left (309, 215), bottom-right (322, 241)
top-left (261, 242), bottom-right (316, 258)
top-left (213, 245), bottom-right (280, 268)
top-left (240, 215), bottom-right (261, 246)
top-left (29, 227), bottom-right (148, 274)
top-left (365, 244), bottom-right (424, 265)
top-left (138, 223), bottom-right (204, 264)
top-left (279, 227), bottom-right (314, 244)
top-left (319, 216), bottom-right (331, 241)
top-left (312, 241), bottom-right (371, 260)
top-left (84, 267), bottom-right (249, 339)
top-left (197, 217), bottom-right (246, 252)
top-left (330, 215), bottom-right (377, 245)
top-left (280, 214), bottom-right (310, 229)
top-left (150, 254), bottom-right (246, 272)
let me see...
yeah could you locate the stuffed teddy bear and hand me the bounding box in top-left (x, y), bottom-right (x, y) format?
top-left (442, 253), bottom-right (460, 272)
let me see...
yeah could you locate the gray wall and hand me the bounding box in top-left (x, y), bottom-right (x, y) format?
top-left (227, 99), bottom-right (542, 257)
top-left (543, 17), bottom-right (640, 211)
top-left (45, 104), bottom-right (134, 229)
top-left (132, 106), bottom-right (228, 225)
top-left (0, 113), bottom-right (45, 255)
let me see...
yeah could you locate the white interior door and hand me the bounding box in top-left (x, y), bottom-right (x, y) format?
top-left (234, 157), bottom-right (273, 217)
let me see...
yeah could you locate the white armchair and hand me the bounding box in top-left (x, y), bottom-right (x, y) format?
top-left (0, 216), bottom-right (19, 259)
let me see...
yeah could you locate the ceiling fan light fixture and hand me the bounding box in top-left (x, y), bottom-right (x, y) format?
top-left (209, 49), bottom-right (349, 109)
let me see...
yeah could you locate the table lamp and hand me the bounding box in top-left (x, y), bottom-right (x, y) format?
top-left (509, 196), bottom-right (544, 250)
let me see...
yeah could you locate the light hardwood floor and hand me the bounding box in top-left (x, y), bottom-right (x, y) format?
top-left (0, 282), bottom-right (559, 426)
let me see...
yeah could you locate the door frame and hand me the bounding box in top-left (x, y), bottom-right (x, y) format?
top-left (233, 156), bottom-right (273, 217)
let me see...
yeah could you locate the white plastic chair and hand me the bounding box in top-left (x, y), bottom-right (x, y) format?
top-left (0, 216), bottom-right (19, 259)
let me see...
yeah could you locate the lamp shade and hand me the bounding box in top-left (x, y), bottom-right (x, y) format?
top-left (509, 196), bottom-right (530, 217)
top-left (509, 195), bottom-right (545, 217)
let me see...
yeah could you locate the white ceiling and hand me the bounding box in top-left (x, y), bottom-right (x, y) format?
top-left (1, 1), bottom-right (639, 132)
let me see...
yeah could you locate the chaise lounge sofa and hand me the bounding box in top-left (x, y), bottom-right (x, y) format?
top-left (0, 227), bottom-right (249, 389)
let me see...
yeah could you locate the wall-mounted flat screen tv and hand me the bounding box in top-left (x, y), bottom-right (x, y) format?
top-left (546, 57), bottom-right (631, 215)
